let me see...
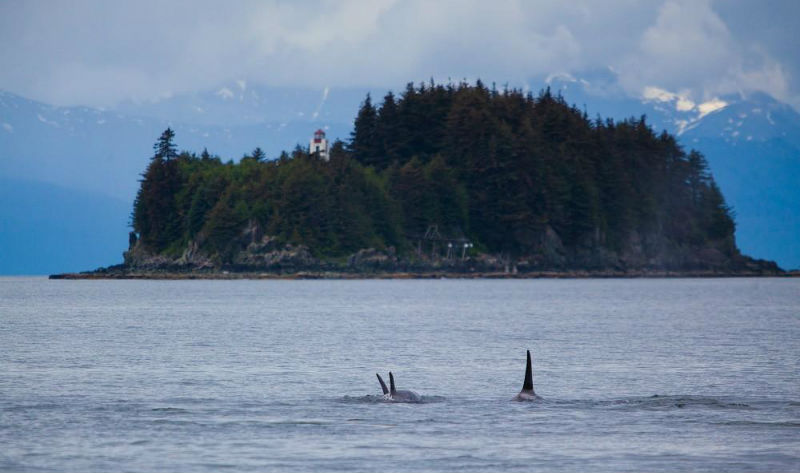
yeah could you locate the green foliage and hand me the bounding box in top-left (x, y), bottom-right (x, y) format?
top-left (349, 94), bottom-right (380, 166)
top-left (131, 84), bottom-right (738, 265)
top-left (251, 147), bottom-right (266, 162)
top-left (131, 131), bottom-right (182, 252)
top-left (153, 128), bottom-right (178, 161)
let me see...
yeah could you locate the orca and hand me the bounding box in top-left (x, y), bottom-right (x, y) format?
top-left (376, 372), bottom-right (422, 403)
top-left (513, 350), bottom-right (539, 401)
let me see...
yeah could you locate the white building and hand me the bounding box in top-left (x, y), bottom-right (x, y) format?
top-left (309, 129), bottom-right (329, 161)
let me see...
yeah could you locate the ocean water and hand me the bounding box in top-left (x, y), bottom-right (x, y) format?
top-left (0, 277), bottom-right (798, 472)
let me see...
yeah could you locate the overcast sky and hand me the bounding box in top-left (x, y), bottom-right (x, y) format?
top-left (1, 0), bottom-right (797, 109)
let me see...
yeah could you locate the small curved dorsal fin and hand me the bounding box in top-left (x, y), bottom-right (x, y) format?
top-left (522, 350), bottom-right (534, 392)
top-left (376, 373), bottom-right (389, 395)
top-left (389, 371), bottom-right (397, 394)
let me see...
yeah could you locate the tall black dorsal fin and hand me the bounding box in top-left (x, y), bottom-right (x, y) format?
top-left (522, 350), bottom-right (534, 392)
top-left (389, 371), bottom-right (397, 394)
top-left (376, 373), bottom-right (389, 395)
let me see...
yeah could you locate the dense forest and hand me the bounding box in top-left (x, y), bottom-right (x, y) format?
top-left (126, 81), bottom-right (752, 273)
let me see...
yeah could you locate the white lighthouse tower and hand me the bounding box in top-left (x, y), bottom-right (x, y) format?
top-left (309, 129), bottom-right (329, 161)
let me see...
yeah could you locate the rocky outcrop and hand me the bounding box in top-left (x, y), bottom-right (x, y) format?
top-left (176, 240), bottom-right (215, 269)
top-left (123, 239), bottom-right (177, 270)
top-left (348, 247), bottom-right (398, 271)
top-left (232, 236), bottom-right (317, 271)
top-left (123, 236), bottom-right (319, 273)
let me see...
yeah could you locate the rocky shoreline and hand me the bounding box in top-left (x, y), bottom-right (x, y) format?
top-left (50, 267), bottom-right (791, 280)
top-left (50, 229), bottom-right (789, 280)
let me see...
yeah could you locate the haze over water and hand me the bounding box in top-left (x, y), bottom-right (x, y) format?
top-left (1, 278), bottom-right (798, 471)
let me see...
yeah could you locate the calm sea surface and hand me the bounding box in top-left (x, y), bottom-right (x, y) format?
top-left (1, 277), bottom-right (798, 472)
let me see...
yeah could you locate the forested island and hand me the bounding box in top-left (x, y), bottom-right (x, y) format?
top-left (53, 82), bottom-right (783, 279)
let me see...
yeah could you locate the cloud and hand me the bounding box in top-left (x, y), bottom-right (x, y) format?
top-left (617, 0), bottom-right (792, 105)
top-left (0, 0), bottom-right (796, 109)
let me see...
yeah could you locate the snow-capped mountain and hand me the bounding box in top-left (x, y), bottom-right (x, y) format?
top-left (679, 93), bottom-right (800, 271)
top-left (1, 90), bottom-right (159, 201)
top-left (114, 80), bottom-right (369, 128)
top-left (681, 91), bottom-right (800, 146)
top-left (0, 87), bottom-right (359, 201)
top-left (547, 73), bottom-right (799, 269)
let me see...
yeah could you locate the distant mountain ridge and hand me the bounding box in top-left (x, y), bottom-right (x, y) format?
top-left (114, 81), bottom-right (369, 128)
top-left (545, 74), bottom-right (800, 269)
top-left (662, 93), bottom-right (800, 270)
top-left (1, 75), bottom-right (798, 274)
top-left (0, 88), bottom-right (357, 201)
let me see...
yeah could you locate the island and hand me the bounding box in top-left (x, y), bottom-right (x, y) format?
top-left (51, 82), bottom-right (783, 279)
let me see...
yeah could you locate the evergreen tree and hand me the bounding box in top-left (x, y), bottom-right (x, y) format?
top-left (153, 128), bottom-right (178, 161)
top-left (132, 129), bottom-right (183, 251)
top-left (349, 94), bottom-right (379, 166)
top-left (376, 91), bottom-right (400, 166)
top-left (252, 147), bottom-right (266, 162)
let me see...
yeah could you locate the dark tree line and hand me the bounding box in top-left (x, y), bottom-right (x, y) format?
top-left (131, 82), bottom-right (737, 266)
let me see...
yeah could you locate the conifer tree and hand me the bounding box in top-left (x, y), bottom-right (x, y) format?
top-left (154, 128), bottom-right (178, 161)
top-left (252, 147), bottom-right (266, 162)
top-left (132, 129), bottom-right (182, 251)
top-left (349, 94), bottom-right (379, 166)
